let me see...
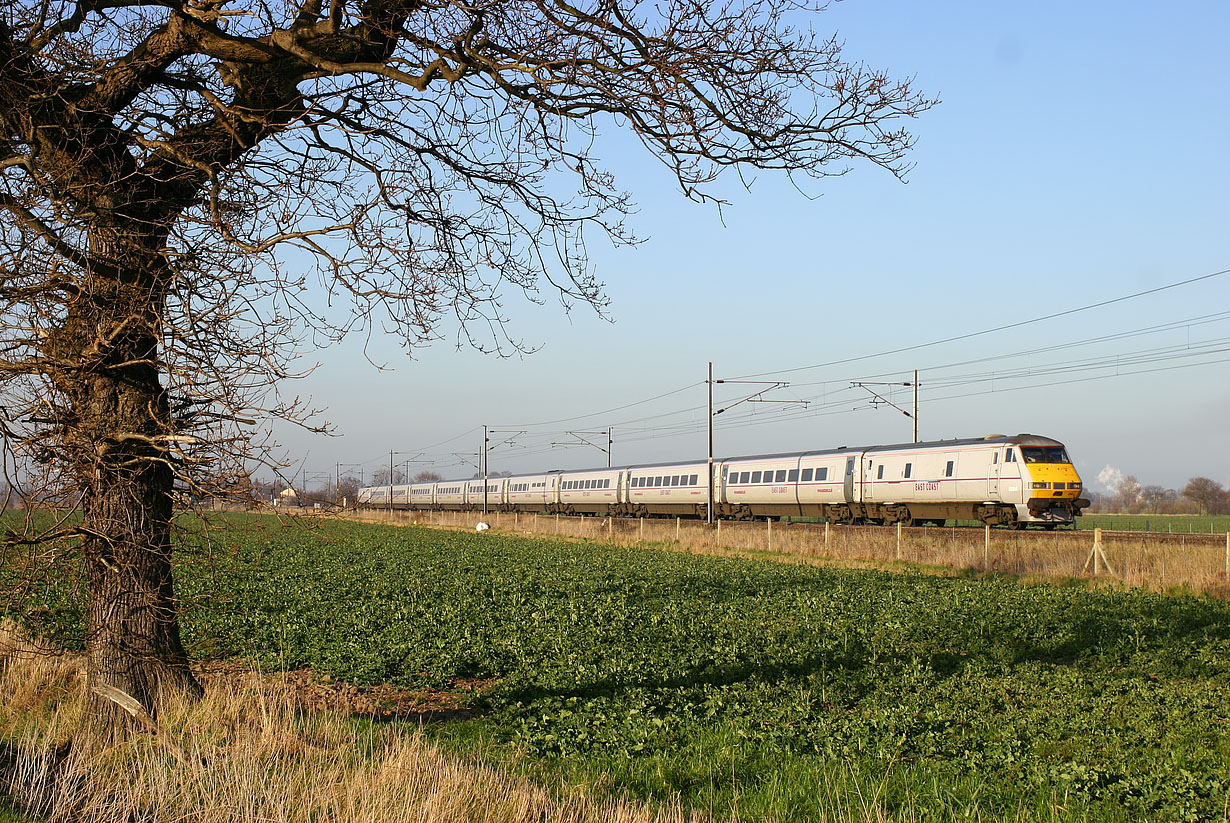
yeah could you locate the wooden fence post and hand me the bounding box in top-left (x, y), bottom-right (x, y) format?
top-left (638, 517), bottom-right (643, 541)
top-left (897, 522), bottom-right (903, 561)
top-left (984, 525), bottom-right (990, 569)
top-left (676, 517), bottom-right (681, 541)
top-left (1082, 527), bottom-right (1116, 577)
top-left (824, 522), bottom-right (830, 551)
top-left (767, 518), bottom-right (772, 551)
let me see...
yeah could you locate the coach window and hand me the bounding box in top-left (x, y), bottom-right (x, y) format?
top-left (904, 463), bottom-right (912, 479)
top-left (765, 472), bottom-right (776, 483)
top-left (801, 468), bottom-right (813, 482)
top-left (775, 470), bottom-right (787, 483)
top-left (945, 461), bottom-right (955, 477)
top-left (788, 469), bottom-right (798, 482)
top-left (690, 474), bottom-right (698, 485)
top-left (668, 475), bottom-right (676, 485)
top-left (749, 471), bottom-right (760, 483)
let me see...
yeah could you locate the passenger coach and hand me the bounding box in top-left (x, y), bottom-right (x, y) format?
top-left (359, 433), bottom-right (1088, 528)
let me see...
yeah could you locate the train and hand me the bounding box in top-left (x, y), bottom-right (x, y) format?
top-left (357, 433), bottom-right (1091, 528)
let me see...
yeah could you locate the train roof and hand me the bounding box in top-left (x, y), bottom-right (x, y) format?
top-left (361, 433), bottom-right (1067, 492)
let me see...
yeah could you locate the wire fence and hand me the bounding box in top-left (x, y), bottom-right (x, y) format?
top-left (350, 510), bottom-right (1230, 597)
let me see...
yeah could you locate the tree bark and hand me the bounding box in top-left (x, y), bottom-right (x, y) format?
top-left (47, 232), bottom-right (202, 735)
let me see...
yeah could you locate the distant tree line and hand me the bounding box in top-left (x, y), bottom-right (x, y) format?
top-left (1086, 476), bottom-right (1230, 516)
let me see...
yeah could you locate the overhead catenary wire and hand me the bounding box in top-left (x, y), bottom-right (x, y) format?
top-left (350, 267), bottom-right (1229, 480)
top-left (725, 267), bottom-right (1230, 381)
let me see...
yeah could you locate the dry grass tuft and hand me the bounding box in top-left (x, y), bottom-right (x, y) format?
top-left (0, 621), bottom-right (705, 823)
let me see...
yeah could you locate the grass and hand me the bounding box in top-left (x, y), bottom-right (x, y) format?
top-left (0, 801), bottom-right (35, 823)
top-left (365, 509), bottom-right (1230, 597)
top-left (1077, 513), bottom-right (1230, 533)
top-left (7, 514), bottom-right (1230, 821)
top-left (181, 518), bottom-right (1230, 820)
top-left (0, 621), bottom-right (702, 823)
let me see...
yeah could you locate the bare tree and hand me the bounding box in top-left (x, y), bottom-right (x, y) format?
top-left (1183, 477), bottom-right (1228, 516)
top-left (0, 0), bottom-right (936, 732)
top-left (1138, 485), bottom-right (1166, 515)
top-left (369, 468), bottom-right (405, 486)
top-left (335, 474), bottom-right (360, 503)
top-left (411, 471), bottom-right (443, 483)
top-left (1113, 475), bottom-right (1142, 513)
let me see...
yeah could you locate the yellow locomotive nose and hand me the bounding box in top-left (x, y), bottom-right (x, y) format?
top-left (1024, 463), bottom-right (1083, 498)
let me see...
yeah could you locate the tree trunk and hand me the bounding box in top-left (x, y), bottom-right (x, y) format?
top-left (48, 233), bottom-right (202, 738)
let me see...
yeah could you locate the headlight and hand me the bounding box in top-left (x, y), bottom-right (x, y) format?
top-left (1030, 482), bottom-right (1051, 489)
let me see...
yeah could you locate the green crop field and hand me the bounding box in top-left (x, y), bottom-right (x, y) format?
top-left (1076, 513), bottom-right (1230, 534)
top-left (10, 515), bottom-right (1230, 821)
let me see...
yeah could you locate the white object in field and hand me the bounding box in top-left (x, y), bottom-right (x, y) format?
top-left (475, 521), bottom-right (490, 532)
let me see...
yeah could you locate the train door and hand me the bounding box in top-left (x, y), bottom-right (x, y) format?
top-left (843, 456), bottom-right (857, 503)
top-left (988, 448), bottom-right (1002, 499)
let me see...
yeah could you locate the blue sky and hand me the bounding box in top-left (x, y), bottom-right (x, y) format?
top-left (274, 0), bottom-right (1229, 495)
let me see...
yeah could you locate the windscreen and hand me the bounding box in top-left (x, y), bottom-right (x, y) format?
top-left (1020, 446), bottom-right (1069, 464)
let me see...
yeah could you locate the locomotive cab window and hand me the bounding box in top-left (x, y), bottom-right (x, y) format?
top-left (1021, 446), bottom-right (1069, 464)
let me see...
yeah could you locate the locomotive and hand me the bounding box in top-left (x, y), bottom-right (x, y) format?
top-left (358, 433), bottom-right (1090, 527)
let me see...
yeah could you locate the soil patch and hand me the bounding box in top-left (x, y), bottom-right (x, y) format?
top-left (192, 660), bottom-right (493, 723)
